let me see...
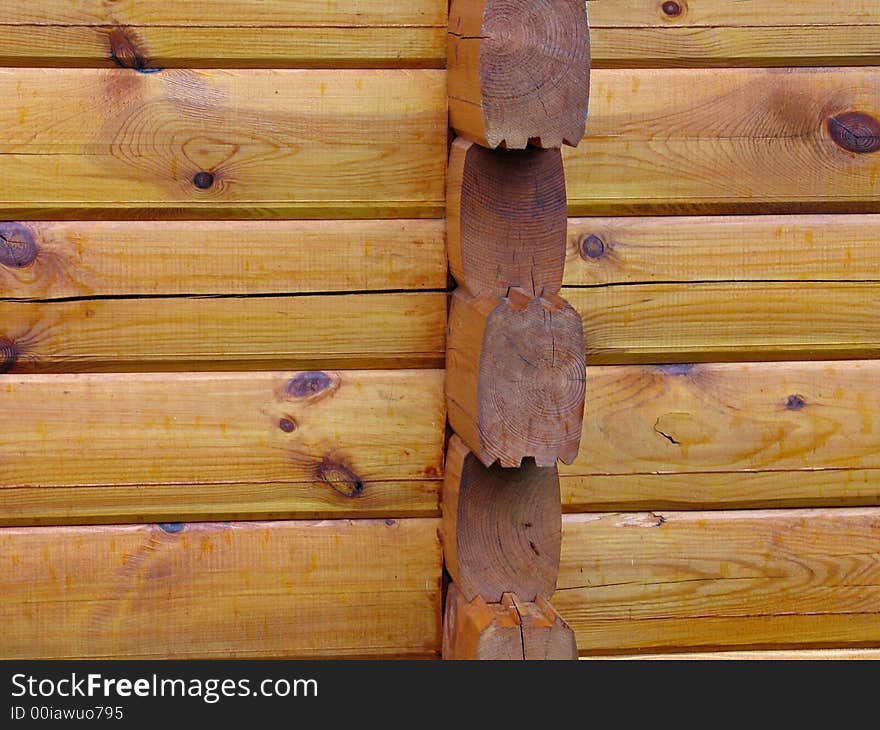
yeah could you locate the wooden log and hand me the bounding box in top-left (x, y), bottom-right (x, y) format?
top-left (442, 585), bottom-right (576, 659)
top-left (448, 0), bottom-right (590, 149)
top-left (588, 0), bottom-right (880, 68)
top-left (565, 283), bottom-right (880, 365)
top-left (442, 435), bottom-right (561, 603)
top-left (0, 220), bottom-right (446, 299)
top-left (565, 215), bottom-right (880, 286)
top-left (558, 508), bottom-right (880, 654)
top-left (565, 68), bottom-right (880, 215)
top-left (0, 292), bottom-right (445, 371)
top-left (0, 0), bottom-right (445, 68)
top-left (0, 369), bottom-right (443, 491)
top-left (446, 288), bottom-right (585, 468)
top-left (0, 69), bottom-right (445, 220)
top-left (442, 584), bottom-right (523, 660)
top-left (0, 518), bottom-right (442, 659)
top-left (447, 139), bottom-right (567, 298)
top-left (512, 594), bottom-right (578, 661)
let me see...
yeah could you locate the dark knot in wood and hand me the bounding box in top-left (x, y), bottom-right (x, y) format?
top-left (279, 417), bottom-right (297, 433)
top-left (0, 338), bottom-right (17, 373)
top-left (658, 363), bottom-right (695, 375)
top-left (662, 1), bottom-right (683, 17)
top-left (108, 26), bottom-right (161, 73)
top-left (828, 112), bottom-right (880, 154)
top-left (287, 371), bottom-right (333, 398)
top-left (0, 223), bottom-right (38, 269)
top-left (580, 234), bottom-right (605, 260)
top-left (786, 394), bottom-right (806, 411)
top-left (317, 460), bottom-right (365, 498)
top-left (158, 523), bottom-right (185, 534)
top-left (193, 171), bottom-right (215, 189)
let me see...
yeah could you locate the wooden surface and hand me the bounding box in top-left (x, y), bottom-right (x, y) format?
top-left (0, 370), bottom-right (444, 525)
top-left (582, 649), bottom-right (880, 660)
top-left (0, 220), bottom-right (446, 298)
top-left (566, 215), bottom-right (880, 286)
top-left (0, 0), bottom-right (445, 68)
top-left (442, 435), bottom-right (561, 603)
top-left (588, 0), bottom-right (880, 67)
top-left (0, 69), bottom-right (446, 219)
top-left (565, 68), bottom-right (880, 215)
top-left (0, 292), bottom-right (445, 371)
top-left (567, 283), bottom-right (880, 365)
top-left (0, 518), bottom-right (442, 659)
top-left (563, 361), bottom-right (880, 511)
top-left (448, 0), bottom-right (590, 148)
top-left (558, 508), bottom-right (880, 654)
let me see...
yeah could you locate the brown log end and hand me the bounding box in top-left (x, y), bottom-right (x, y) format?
top-left (442, 435), bottom-right (561, 603)
top-left (442, 583), bottom-right (523, 660)
top-left (447, 290), bottom-right (586, 469)
top-left (447, 139), bottom-right (567, 298)
top-left (510, 594), bottom-right (578, 660)
top-left (448, 0), bottom-right (590, 149)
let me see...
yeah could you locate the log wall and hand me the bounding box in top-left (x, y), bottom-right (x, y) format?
top-left (2, 0), bottom-right (880, 659)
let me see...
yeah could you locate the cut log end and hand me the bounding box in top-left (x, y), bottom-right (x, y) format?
top-left (447, 139), bottom-right (567, 298)
top-left (447, 290), bottom-right (586, 469)
top-left (448, 0), bottom-right (590, 149)
top-left (442, 584), bottom-right (577, 660)
top-left (442, 435), bottom-right (561, 603)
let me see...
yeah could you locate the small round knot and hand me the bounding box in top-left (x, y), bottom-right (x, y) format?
top-left (828, 112), bottom-right (880, 154)
top-left (580, 234), bottom-right (605, 260)
top-left (662, 1), bottom-right (683, 16)
top-left (193, 171), bottom-right (215, 189)
top-left (158, 522), bottom-right (185, 534)
top-left (786, 394), bottom-right (806, 411)
top-left (0, 223), bottom-right (38, 269)
top-left (287, 371), bottom-right (333, 398)
top-left (279, 418), bottom-right (297, 433)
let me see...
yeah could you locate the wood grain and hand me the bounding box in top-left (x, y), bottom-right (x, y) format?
top-left (566, 283), bottom-right (880, 365)
top-left (582, 649), bottom-right (880, 660)
top-left (0, 69), bottom-right (446, 219)
top-left (0, 369), bottom-right (443, 494)
top-left (566, 215), bottom-right (880, 286)
top-left (588, 0), bottom-right (880, 67)
top-left (558, 508), bottom-right (880, 654)
top-left (0, 292), bottom-right (445, 371)
top-left (0, 0), bottom-right (445, 68)
top-left (562, 361), bottom-right (880, 511)
top-left (565, 68), bottom-right (880, 215)
top-left (0, 220), bottom-right (446, 299)
top-left (0, 518), bottom-right (442, 659)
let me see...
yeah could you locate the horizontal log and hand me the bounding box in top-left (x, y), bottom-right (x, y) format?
top-left (0, 1), bottom-right (445, 68)
top-left (0, 292), bottom-right (445, 371)
top-left (581, 649), bottom-right (880, 660)
top-left (562, 361), bottom-right (880, 510)
top-left (0, 220), bottom-right (447, 298)
top-left (588, 0), bottom-right (880, 67)
top-left (565, 68), bottom-right (880, 215)
top-left (0, 370), bottom-right (444, 524)
top-left (0, 518), bottom-right (442, 659)
top-left (558, 508), bottom-right (880, 654)
top-left (0, 69), bottom-right (446, 219)
top-left (566, 283), bottom-right (880, 365)
top-left (566, 215), bottom-right (880, 286)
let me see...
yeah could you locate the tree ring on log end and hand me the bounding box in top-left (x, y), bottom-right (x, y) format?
top-left (443, 435), bottom-right (561, 603)
top-left (449, 0), bottom-right (590, 149)
top-left (448, 139), bottom-right (567, 297)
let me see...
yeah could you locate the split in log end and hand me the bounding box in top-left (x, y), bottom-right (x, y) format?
top-left (447, 139), bottom-right (567, 298)
top-left (448, 0), bottom-right (590, 149)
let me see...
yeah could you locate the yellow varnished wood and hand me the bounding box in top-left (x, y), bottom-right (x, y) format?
top-left (559, 508), bottom-right (880, 653)
top-left (0, 69), bottom-right (446, 219)
top-left (0, 518), bottom-right (442, 658)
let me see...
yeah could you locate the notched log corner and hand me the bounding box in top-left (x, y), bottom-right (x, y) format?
top-left (446, 289), bottom-right (586, 469)
top-left (448, 0), bottom-right (590, 149)
top-left (447, 139), bottom-right (567, 298)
